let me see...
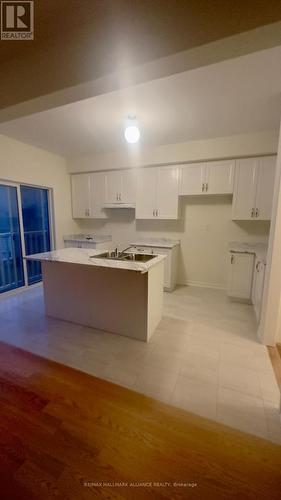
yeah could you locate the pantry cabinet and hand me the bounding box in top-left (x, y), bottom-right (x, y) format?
top-left (232, 156), bottom-right (275, 220)
top-left (227, 252), bottom-right (255, 300)
top-left (71, 173), bottom-right (107, 218)
top-left (104, 170), bottom-right (137, 206)
top-left (180, 160), bottom-right (234, 195)
top-left (136, 166), bottom-right (179, 219)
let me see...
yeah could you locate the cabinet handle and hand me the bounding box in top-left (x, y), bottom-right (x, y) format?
top-left (156, 209), bottom-right (159, 217)
top-left (231, 254), bottom-right (234, 264)
top-left (206, 183), bottom-right (208, 192)
top-left (202, 183), bottom-right (205, 192)
top-left (153, 209), bottom-right (155, 216)
top-left (256, 261), bottom-right (260, 272)
top-left (251, 208), bottom-right (255, 218)
top-left (255, 208), bottom-right (259, 218)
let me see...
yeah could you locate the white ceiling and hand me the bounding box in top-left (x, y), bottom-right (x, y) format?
top-left (0, 46), bottom-right (280, 157)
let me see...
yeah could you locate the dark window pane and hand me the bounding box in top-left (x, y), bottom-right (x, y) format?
top-left (21, 186), bottom-right (51, 285)
top-left (0, 185), bottom-right (24, 293)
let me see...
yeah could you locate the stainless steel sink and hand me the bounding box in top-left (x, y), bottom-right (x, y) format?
top-left (122, 253), bottom-right (155, 262)
top-left (91, 251), bottom-right (155, 262)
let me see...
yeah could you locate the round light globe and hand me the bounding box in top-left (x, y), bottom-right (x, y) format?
top-left (124, 125), bottom-right (140, 144)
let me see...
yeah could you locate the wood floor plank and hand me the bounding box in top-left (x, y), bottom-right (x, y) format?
top-left (0, 341), bottom-right (281, 499)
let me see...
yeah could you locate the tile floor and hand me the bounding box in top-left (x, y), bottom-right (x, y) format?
top-left (0, 284), bottom-right (280, 444)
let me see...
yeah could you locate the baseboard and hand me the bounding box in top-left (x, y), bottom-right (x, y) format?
top-left (177, 280), bottom-right (227, 291)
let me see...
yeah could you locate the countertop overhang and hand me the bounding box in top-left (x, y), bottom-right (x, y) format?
top-left (24, 248), bottom-right (166, 274)
top-left (228, 242), bottom-right (268, 264)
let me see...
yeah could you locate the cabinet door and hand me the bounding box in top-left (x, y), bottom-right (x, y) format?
top-left (255, 157), bottom-right (276, 220)
top-left (71, 174), bottom-right (91, 218)
top-left (120, 170), bottom-right (137, 204)
top-left (104, 172), bottom-right (122, 204)
top-left (232, 159), bottom-right (258, 220)
top-left (157, 167), bottom-right (179, 219)
top-left (136, 168), bottom-right (157, 219)
top-left (152, 248), bottom-right (170, 288)
top-left (227, 252), bottom-right (254, 299)
top-left (252, 260), bottom-right (266, 322)
top-left (180, 163), bottom-right (206, 195)
top-left (90, 172), bottom-right (107, 218)
top-left (206, 160), bottom-right (234, 194)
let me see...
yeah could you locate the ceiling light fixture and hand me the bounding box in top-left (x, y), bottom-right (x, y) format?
top-left (124, 116), bottom-right (140, 144)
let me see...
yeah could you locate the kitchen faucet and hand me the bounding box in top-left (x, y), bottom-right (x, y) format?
top-left (112, 245), bottom-right (136, 258)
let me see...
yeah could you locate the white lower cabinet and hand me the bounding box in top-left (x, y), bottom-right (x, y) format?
top-left (133, 245), bottom-right (178, 291)
top-left (252, 259), bottom-right (266, 323)
top-left (227, 252), bottom-right (255, 300)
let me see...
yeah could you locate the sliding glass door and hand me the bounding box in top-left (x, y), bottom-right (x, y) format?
top-left (21, 186), bottom-right (51, 285)
top-left (0, 183), bottom-right (52, 294)
top-left (0, 185), bottom-right (25, 293)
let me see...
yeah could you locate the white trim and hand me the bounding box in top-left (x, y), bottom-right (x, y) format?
top-left (178, 280), bottom-right (227, 291)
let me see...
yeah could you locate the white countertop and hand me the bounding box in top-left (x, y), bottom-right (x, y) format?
top-left (63, 234), bottom-right (112, 243)
top-left (228, 242), bottom-right (268, 263)
top-left (130, 238), bottom-right (180, 249)
top-left (24, 248), bottom-right (166, 274)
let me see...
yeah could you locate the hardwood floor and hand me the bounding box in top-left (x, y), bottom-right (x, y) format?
top-left (0, 341), bottom-right (281, 500)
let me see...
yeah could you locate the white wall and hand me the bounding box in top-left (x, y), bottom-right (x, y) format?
top-left (0, 134), bottom-right (78, 248)
top-left (67, 130), bottom-right (278, 173)
top-left (77, 198), bottom-right (270, 289)
top-left (259, 119), bottom-right (281, 345)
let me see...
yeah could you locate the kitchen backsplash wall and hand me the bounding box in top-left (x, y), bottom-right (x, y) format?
top-left (76, 195), bottom-right (270, 289)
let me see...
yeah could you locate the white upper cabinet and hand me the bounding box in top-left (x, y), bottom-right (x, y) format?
top-left (71, 173), bottom-right (91, 218)
top-left (255, 156), bottom-right (276, 220)
top-left (104, 171), bottom-right (121, 204)
top-left (232, 158), bottom-right (258, 220)
top-left (71, 172), bottom-right (107, 219)
top-left (136, 166), bottom-right (179, 219)
top-left (121, 170), bottom-right (137, 204)
top-left (136, 168), bottom-right (157, 219)
top-left (180, 160), bottom-right (234, 195)
top-left (157, 166), bottom-right (179, 218)
top-left (180, 163), bottom-right (205, 195)
top-left (104, 169), bottom-right (137, 205)
top-left (90, 172), bottom-right (107, 219)
top-left (205, 160), bottom-right (234, 194)
top-left (232, 156), bottom-right (276, 220)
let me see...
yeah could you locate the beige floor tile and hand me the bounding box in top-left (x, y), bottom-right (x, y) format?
top-left (258, 371), bottom-right (280, 403)
top-left (171, 376), bottom-right (217, 420)
top-left (180, 352), bottom-right (219, 386)
top-left (217, 387), bottom-right (268, 439)
top-left (219, 362), bottom-right (262, 398)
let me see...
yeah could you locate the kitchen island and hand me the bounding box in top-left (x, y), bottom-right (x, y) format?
top-left (25, 248), bottom-right (165, 342)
